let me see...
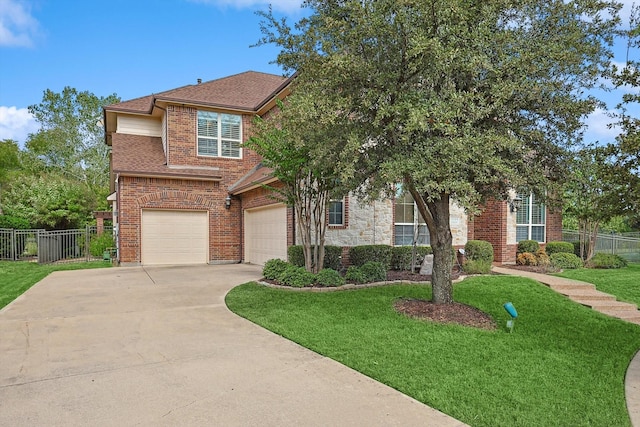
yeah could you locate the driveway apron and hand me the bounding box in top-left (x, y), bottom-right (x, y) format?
top-left (0, 264), bottom-right (465, 426)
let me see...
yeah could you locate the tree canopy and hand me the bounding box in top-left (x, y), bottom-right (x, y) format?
top-left (258, 0), bottom-right (620, 303)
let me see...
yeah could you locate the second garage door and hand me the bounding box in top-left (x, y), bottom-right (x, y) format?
top-left (244, 204), bottom-right (287, 265)
top-left (141, 210), bottom-right (208, 265)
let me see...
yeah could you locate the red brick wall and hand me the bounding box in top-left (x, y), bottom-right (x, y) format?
top-left (117, 176), bottom-right (242, 263)
top-left (546, 206), bottom-right (563, 243)
top-left (472, 200), bottom-right (514, 263)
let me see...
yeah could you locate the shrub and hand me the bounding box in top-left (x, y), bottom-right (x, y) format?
top-left (516, 252), bottom-right (538, 266)
top-left (517, 240), bottom-right (540, 254)
top-left (277, 265), bottom-right (316, 287)
top-left (263, 258), bottom-right (290, 280)
top-left (545, 241), bottom-right (574, 255)
top-left (287, 245), bottom-right (343, 270)
top-left (571, 241), bottom-right (591, 259)
top-left (390, 246), bottom-right (432, 271)
top-left (0, 215), bottom-right (30, 229)
top-left (345, 265), bottom-right (367, 284)
top-left (550, 253), bottom-right (583, 269)
top-left (464, 240), bottom-right (494, 264)
top-left (89, 232), bottom-right (115, 257)
top-left (587, 253), bottom-right (628, 269)
top-left (316, 268), bottom-right (345, 287)
top-left (535, 249), bottom-right (550, 266)
top-left (360, 261), bottom-right (387, 283)
top-left (349, 245), bottom-right (392, 269)
top-left (462, 259), bottom-right (492, 274)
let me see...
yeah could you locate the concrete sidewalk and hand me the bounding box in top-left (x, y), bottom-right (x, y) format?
top-left (492, 266), bottom-right (640, 427)
top-left (0, 264), bottom-right (466, 427)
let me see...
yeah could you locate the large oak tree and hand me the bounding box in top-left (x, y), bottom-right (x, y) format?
top-left (258, 0), bottom-right (620, 303)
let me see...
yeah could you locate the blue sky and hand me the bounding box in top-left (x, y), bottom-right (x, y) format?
top-left (0, 0), bottom-right (637, 147)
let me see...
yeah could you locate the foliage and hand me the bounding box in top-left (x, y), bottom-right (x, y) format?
top-left (288, 245), bottom-right (342, 271)
top-left (26, 87), bottom-right (120, 201)
top-left (464, 240), bottom-right (494, 264)
top-left (345, 265), bottom-right (367, 284)
top-left (257, 0), bottom-right (619, 304)
top-left (0, 174), bottom-right (95, 229)
top-left (462, 259), bottom-right (492, 274)
top-left (316, 268), bottom-right (345, 287)
top-left (545, 241), bottom-right (574, 255)
top-left (570, 241), bottom-right (590, 258)
top-left (88, 232), bottom-right (115, 257)
top-left (359, 261), bottom-right (387, 283)
top-left (516, 252), bottom-right (538, 266)
top-left (0, 215), bottom-right (30, 229)
top-left (550, 253), bottom-right (583, 270)
top-left (517, 240), bottom-right (540, 254)
top-left (587, 253), bottom-right (629, 269)
top-left (348, 245), bottom-right (392, 269)
top-left (227, 276), bottom-right (640, 426)
top-left (391, 246), bottom-right (432, 271)
top-left (0, 139), bottom-right (21, 186)
top-left (535, 249), bottom-right (550, 267)
top-left (263, 258), bottom-right (291, 280)
top-left (277, 264), bottom-right (317, 287)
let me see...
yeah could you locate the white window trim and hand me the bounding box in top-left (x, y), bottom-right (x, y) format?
top-left (328, 198), bottom-right (345, 226)
top-left (197, 111), bottom-right (243, 159)
top-left (394, 195), bottom-right (430, 246)
top-left (516, 193), bottom-right (546, 243)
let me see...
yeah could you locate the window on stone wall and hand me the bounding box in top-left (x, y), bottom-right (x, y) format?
top-left (516, 192), bottom-right (546, 242)
top-left (394, 191), bottom-right (430, 246)
top-left (328, 198), bottom-right (345, 226)
top-left (197, 111), bottom-right (242, 158)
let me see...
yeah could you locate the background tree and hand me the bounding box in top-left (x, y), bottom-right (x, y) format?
top-left (26, 87), bottom-right (120, 205)
top-left (258, 0), bottom-right (620, 303)
top-left (0, 139), bottom-right (22, 216)
top-left (248, 97), bottom-right (347, 273)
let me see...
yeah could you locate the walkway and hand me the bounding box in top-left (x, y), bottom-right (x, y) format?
top-left (492, 266), bottom-right (640, 427)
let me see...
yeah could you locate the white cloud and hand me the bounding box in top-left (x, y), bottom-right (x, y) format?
top-left (0, 0), bottom-right (39, 47)
top-left (584, 108), bottom-right (621, 143)
top-left (0, 106), bottom-right (38, 146)
top-left (189, 0), bottom-right (303, 14)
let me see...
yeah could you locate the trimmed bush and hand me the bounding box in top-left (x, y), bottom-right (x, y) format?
top-left (287, 245), bottom-right (343, 270)
top-left (535, 249), bottom-right (550, 266)
top-left (545, 241), bottom-right (574, 255)
top-left (349, 245), bottom-right (392, 269)
top-left (278, 265), bottom-right (316, 287)
top-left (0, 215), bottom-right (30, 229)
top-left (263, 258), bottom-right (290, 280)
top-left (465, 240), bottom-right (494, 264)
top-left (550, 253), bottom-right (583, 269)
top-left (462, 259), bottom-right (492, 274)
top-left (516, 252), bottom-right (538, 266)
top-left (345, 265), bottom-right (367, 284)
top-left (587, 253), bottom-right (628, 269)
top-left (360, 261), bottom-right (387, 283)
top-left (517, 240), bottom-right (540, 254)
top-left (316, 268), bottom-right (345, 287)
top-left (391, 246), bottom-right (432, 271)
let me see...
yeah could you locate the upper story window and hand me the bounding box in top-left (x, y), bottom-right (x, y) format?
top-left (328, 198), bottom-right (345, 226)
top-left (394, 191), bottom-right (430, 246)
top-left (516, 192), bottom-right (546, 242)
top-left (197, 111), bottom-right (242, 158)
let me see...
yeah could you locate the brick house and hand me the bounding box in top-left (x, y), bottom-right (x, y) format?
top-left (104, 71), bottom-right (561, 266)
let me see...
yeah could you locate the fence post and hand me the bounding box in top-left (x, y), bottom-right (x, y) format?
top-left (11, 229), bottom-right (16, 260)
top-left (86, 225), bottom-right (90, 262)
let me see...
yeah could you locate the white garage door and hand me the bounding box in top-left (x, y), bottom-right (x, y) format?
top-left (244, 204), bottom-right (287, 265)
top-left (141, 210), bottom-right (208, 265)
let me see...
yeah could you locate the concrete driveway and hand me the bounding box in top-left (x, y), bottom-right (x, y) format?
top-left (0, 264), bottom-right (465, 426)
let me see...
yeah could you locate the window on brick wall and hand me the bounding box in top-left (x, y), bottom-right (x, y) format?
top-left (328, 198), bottom-right (345, 226)
top-left (197, 111), bottom-right (242, 158)
top-left (516, 192), bottom-right (546, 242)
top-left (394, 191), bottom-right (430, 246)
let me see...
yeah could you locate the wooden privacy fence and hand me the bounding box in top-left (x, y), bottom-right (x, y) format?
top-left (0, 226), bottom-right (114, 264)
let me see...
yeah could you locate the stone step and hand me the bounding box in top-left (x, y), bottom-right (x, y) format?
top-left (574, 299), bottom-right (638, 311)
top-left (598, 309), bottom-right (640, 323)
top-left (558, 288), bottom-right (616, 301)
top-left (548, 282), bottom-right (596, 291)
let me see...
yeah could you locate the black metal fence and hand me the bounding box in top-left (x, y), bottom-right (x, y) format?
top-left (0, 226), bottom-right (115, 264)
top-left (562, 230), bottom-right (640, 263)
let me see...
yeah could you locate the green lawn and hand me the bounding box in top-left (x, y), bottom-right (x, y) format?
top-left (555, 263), bottom-right (640, 307)
top-left (226, 276), bottom-right (640, 427)
top-left (0, 260), bottom-right (111, 309)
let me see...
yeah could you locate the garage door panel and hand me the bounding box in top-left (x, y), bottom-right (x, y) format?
top-left (245, 205), bottom-right (287, 266)
top-left (142, 210), bottom-right (208, 265)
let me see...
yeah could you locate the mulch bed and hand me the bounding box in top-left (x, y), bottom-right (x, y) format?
top-left (394, 298), bottom-right (498, 330)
